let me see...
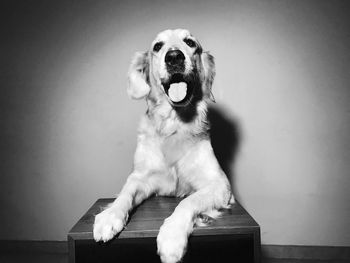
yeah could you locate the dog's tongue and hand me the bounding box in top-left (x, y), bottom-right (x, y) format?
top-left (168, 82), bottom-right (187, 102)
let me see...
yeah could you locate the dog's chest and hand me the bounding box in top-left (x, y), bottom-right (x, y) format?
top-left (161, 133), bottom-right (193, 166)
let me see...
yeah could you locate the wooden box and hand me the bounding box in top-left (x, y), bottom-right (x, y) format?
top-left (68, 197), bottom-right (260, 263)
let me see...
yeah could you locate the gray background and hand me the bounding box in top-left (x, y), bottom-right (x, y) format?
top-left (1, 0), bottom-right (349, 246)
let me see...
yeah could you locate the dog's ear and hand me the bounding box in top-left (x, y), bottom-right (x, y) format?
top-left (201, 51), bottom-right (216, 102)
top-left (127, 51), bottom-right (150, 100)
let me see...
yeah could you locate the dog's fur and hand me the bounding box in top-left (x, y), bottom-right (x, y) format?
top-left (93, 29), bottom-right (234, 263)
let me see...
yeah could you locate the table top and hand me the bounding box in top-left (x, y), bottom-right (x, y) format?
top-left (68, 196), bottom-right (260, 240)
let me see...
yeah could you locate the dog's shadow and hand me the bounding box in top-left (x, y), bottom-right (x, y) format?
top-left (207, 105), bottom-right (241, 196)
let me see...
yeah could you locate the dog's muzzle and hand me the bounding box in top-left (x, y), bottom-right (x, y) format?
top-left (162, 49), bottom-right (202, 107)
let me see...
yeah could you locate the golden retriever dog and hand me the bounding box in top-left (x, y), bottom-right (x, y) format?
top-left (93, 29), bottom-right (234, 263)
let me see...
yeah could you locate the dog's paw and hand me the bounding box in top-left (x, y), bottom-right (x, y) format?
top-left (157, 218), bottom-right (188, 263)
top-left (93, 207), bottom-right (124, 242)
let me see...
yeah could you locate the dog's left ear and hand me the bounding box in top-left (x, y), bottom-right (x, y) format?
top-left (127, 51), bottom-right (151, 100)
top-left (201, 51), bottom-right (216, 102)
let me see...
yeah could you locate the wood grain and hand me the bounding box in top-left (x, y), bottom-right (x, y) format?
top-left (68, 196), bottom-right (261, 263)
top-left (68, 196), bottom-right (260, 240)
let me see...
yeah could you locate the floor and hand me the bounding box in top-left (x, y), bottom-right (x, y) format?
top-left (0, 253), bottom-right (348, 263)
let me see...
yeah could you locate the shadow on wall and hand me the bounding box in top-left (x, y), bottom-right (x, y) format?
top-left (207, 105), bottom-right (241, 197)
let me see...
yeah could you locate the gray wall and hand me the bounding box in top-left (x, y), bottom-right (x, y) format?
top-left (1, 0), bottom-right (350, 246)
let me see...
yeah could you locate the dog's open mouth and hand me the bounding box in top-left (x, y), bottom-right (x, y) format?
top-left (162, 74), bottom-right (194, 107)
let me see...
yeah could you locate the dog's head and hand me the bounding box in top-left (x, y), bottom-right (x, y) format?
top-left (127, 29), bottom-right (215, 109)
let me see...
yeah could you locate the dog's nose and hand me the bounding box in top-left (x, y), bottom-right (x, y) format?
top-left (165, 50), bottom-right (185, 67)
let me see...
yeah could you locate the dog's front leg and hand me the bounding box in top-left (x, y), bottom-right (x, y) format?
top-left (93, 171), bottom-right (171, 242)
top-left (157, 182), bottom-right (231, 263)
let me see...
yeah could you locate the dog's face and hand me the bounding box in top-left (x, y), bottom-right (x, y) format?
top-left (128, 29), bottom-right (215, 111)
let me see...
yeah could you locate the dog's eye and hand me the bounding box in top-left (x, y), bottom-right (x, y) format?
top-left (153, 42), bottom-right (164, 52)
top-left (184, 38), bottom-right (196, 48)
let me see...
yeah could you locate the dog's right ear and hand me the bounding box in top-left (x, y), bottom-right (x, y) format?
top-left (127, 51), bottom-right (150, 100)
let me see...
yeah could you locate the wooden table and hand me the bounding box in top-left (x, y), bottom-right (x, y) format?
top-left (68, 196), bottom-right (260, 263)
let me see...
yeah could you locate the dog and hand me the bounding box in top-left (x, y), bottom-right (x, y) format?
top-left (93, 29), bottom-right (234, 263)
